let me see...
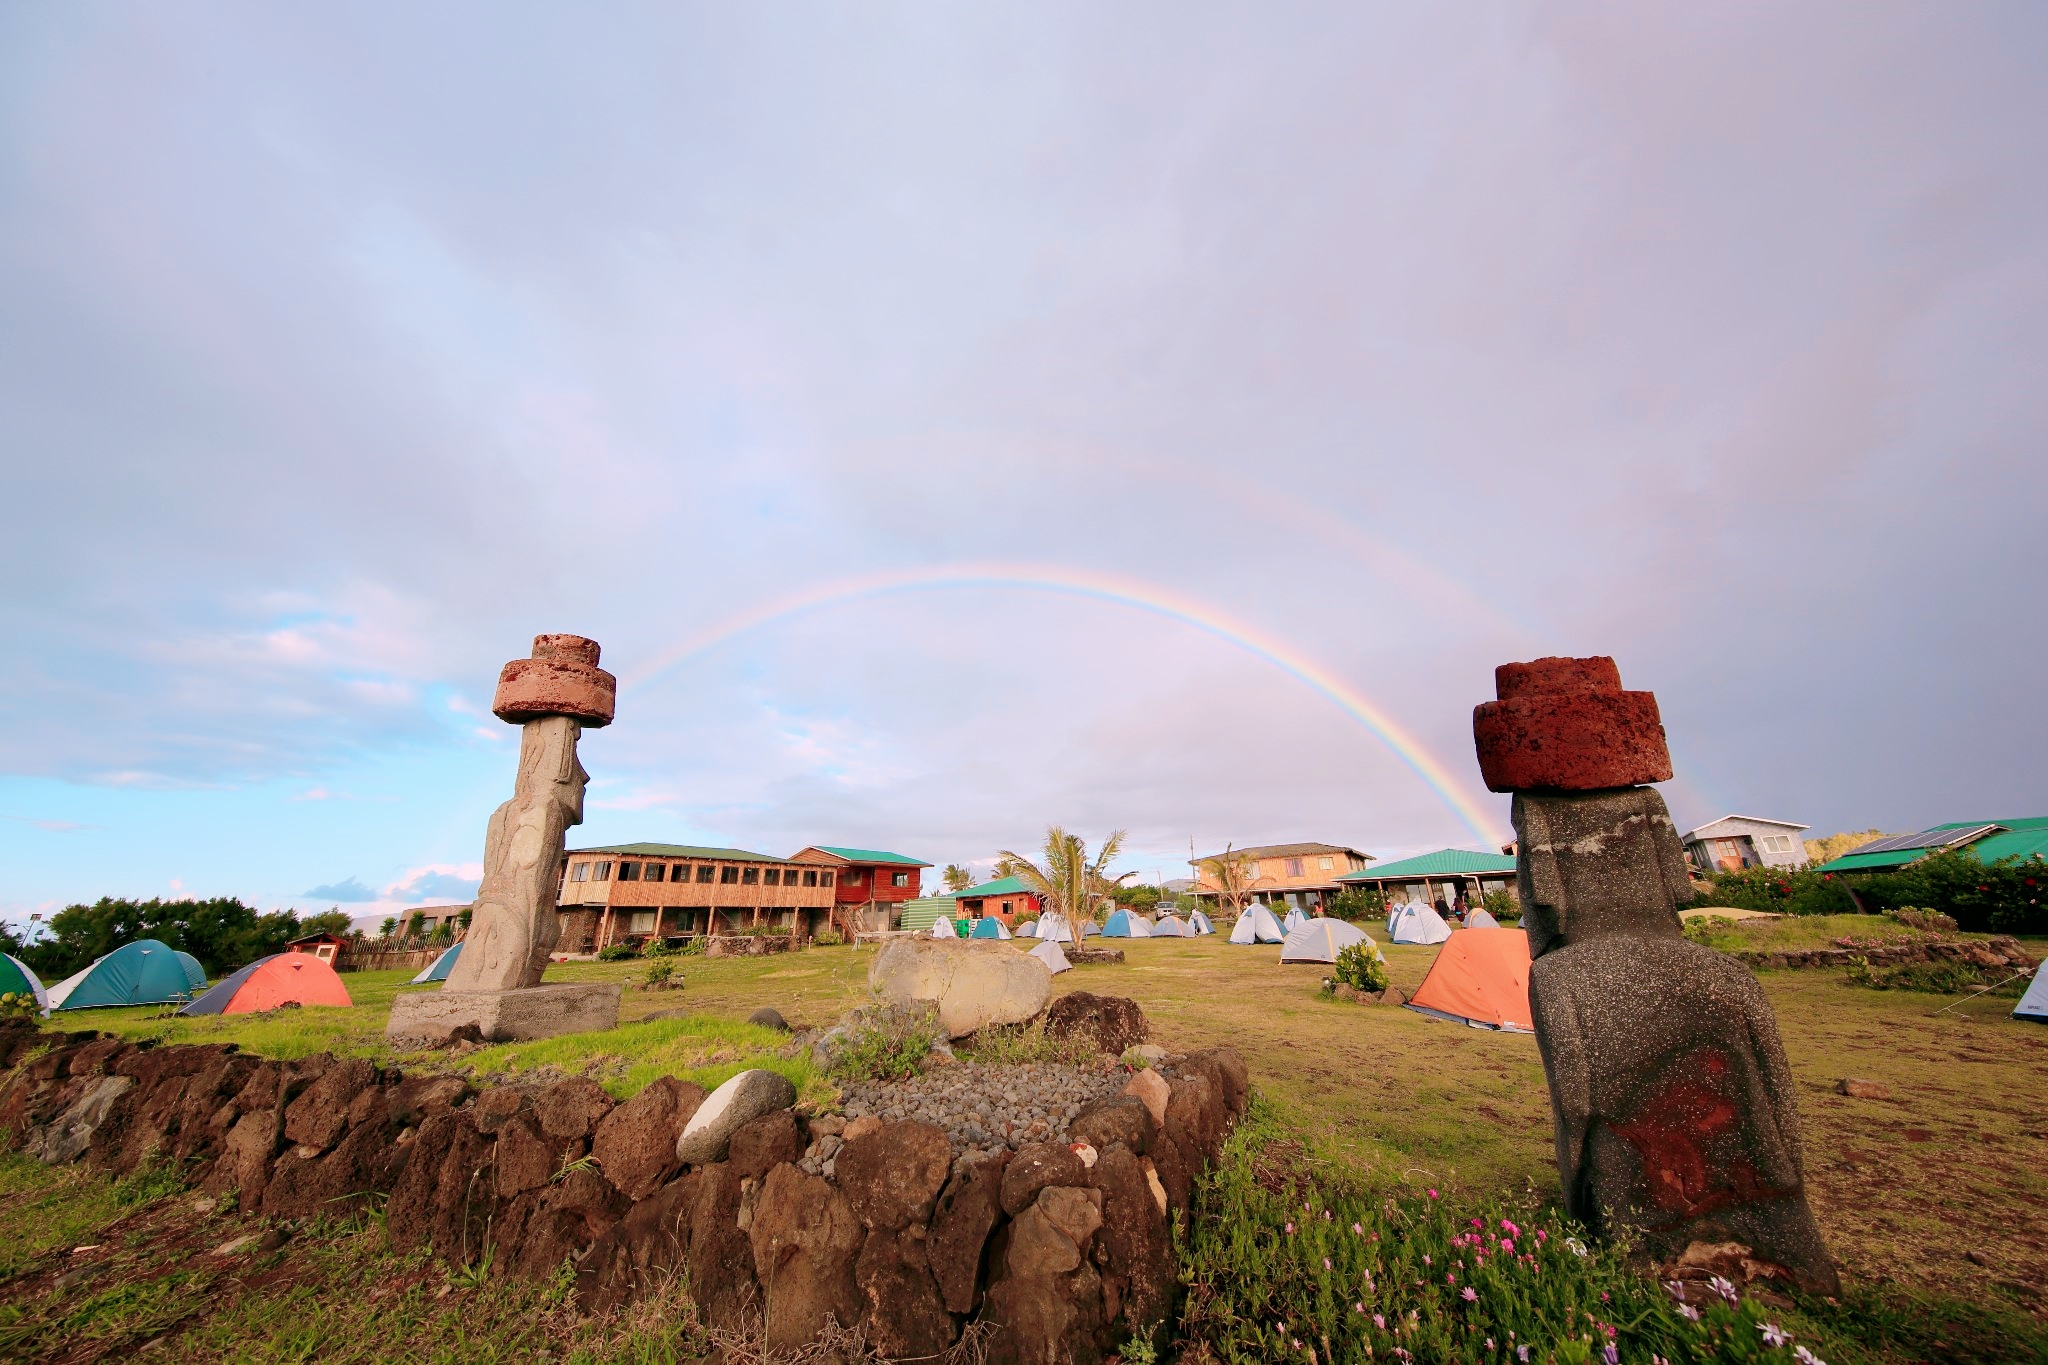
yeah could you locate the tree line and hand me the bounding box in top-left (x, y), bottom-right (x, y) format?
top-left (0, 898), bottom-right (354, 982)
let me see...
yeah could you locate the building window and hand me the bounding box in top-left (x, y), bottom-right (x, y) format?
top-left (742, 868), bottom-right (759, 885)
top-left (592, 861), bottom-right (613, 881)
top-left (1318, 857), bottom-right (1333, 871)
top-left (697, 865), bottom-right (716, 883)
top-left (569, 862), bottom-right (590, 882)
top-left (1248, 861), bottom-right (1261, 878)
top-left (822, 871), bottom-right (835, 887)
top-left (763, 869), bottom-right (780, 886)
top-left (670, 863), bottom-right (690, 882)
top-left (891, 871), bottom-right (910, 887)
top-left (618, 861), bottom-right (641, 882)
top-left (628, 911), bottom-right (656, 934)
top-left (1002, 900), bottom-right (1013, 914)
top-left (1285, 857), bottom-right (1304, 877)
top-left (720, 866), bottom-right (739, 884)
top-left (803, 870), bottom-right (819, 887)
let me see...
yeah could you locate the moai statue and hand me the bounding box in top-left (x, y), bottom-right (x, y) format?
top-left (387, 635), bottom-right (624, 1043)
top-left (1474, 657), bottom-right (1838, 1294)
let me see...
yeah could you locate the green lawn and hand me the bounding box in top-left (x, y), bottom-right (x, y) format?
top-left (7, 932), bottom-right (2045, 1359)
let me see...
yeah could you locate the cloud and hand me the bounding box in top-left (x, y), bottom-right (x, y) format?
top-left (1, 815), bottom-right (96, 833)
top-left (386, 866), bottom-right (483, 904)
top-left (302, 876), bottom-right (379, 902)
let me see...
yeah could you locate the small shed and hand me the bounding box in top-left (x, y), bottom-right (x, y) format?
top-left (1336, 849), bottom-right (1516, 911)
top-left (952, 876), bottom-right (1041, 925)
top-left (1680, 816), bottom-right (1811, 873)
top-left (285, 932), bottom-right (347, 964)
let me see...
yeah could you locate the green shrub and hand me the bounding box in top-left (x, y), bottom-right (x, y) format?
top-left (1175, 1097), bottom-right (1846, 1365)
top-left (1886, 906), bottom-right (1957, 933)
top-left (1328, 888), bottom-right (1386, 923)
top-left (597, 943), bottom-right (639, 962)
top-left (813, 926), bottom-right (843, 947)
top-left (1689, 865), bottom-right (1859, 917)
top-left (1853, 850), bottom-right (2048, 935)
top-left (1481, 888), bottom-right (1517, 920)
top-left (827, 1005), bottom-right (941, 1083)
top-left (676, 936), bottom-right (705, 956)
top-left (642, 958), bottom-right (676, 987)
top-left (0, 991), bottom-right (39, 1021)
top-left (1331, 941), bottom-right (1389, 994)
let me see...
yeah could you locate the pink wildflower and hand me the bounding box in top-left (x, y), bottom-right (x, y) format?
top-left (1759, 1324), bottom-right (1789, 1348)
top-left (1324, 1258), bottom-right (1332, 1271)
top-left (1353, 1222), bottom-right (1364, 1235)
top-left (1678, 1304), bottom-right (1700, 1322)
top-left (1427, 1189), bottom-right (1439, 1199)
top-left (1461, 1286), bottom-right (1477, 1303)
top-left (1286, 1222), bottom-right (1296, 1235)
top-left (1373, 1314), bottom-right (1386, 1330)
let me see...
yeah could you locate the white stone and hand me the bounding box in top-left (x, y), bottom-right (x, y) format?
top-left (676, 1068), bottom-right (798, 1165)
top-left (867, 938), bottom-right (1053, 1039)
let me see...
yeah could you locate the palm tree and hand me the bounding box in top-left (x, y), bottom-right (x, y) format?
top-left (998, 827), bottom-right (1131, 928)
top-left (1198, 845), bottom-right (1253, 917)
top-left (942, 864), bottom-right (975, 893)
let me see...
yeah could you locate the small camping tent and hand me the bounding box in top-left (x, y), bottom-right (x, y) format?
top-left (1464, 908), bottom-right (1501, 930)
top-left (1034, 912), bottom-right (1074, 944)
top-left (1028, 938), bottom-right (1072, 975)
top-left (1, 953), bottom-right (48, 1013)
top-left (1228, 904), bottom-right (1286, 944)
top-left (930, 914), bottom-right (959, 939)
top-left (179, 953), bottom-right (354, 1015)
top-left (1279, 917), bottom-right (1372, 964)
top-left (412, 941), bottom-right (463, 985)
top-left (46, 939), bottom-right (207, 1010)
top-left (1015, 919), bottom-right (1039, 938)
top-left (1280, 906), bottom-right (1308, 934)
top-left (1388, 903), bottom-right (1453, 945)
top-left (1151, 913), bottom-right (1192, 937)
top-left (1405, 928), bottom-right (1533, 1032)
top-left (2014, 959), bottom-right (2048, 1025)
top-left (1101, 909), bottom-right (1152, 938)
top-left (969, 916), bottom-right (1012, 940)
top-left (1189, 909), bottom-right (1214, 935)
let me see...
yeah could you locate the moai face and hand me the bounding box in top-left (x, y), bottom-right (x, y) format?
top-left (1512, 787), bottom-right (1693, 958)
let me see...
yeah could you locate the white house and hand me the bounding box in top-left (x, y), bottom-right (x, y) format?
top-left (1681, 816), bottom-right (1810, 873)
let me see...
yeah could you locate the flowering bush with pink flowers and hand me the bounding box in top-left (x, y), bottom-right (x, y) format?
top-left (1171, 1097), bottom-right (1832, 1365)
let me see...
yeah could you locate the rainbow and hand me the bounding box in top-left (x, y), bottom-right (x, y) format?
top-left (617, 562), bottom-right (1506, 846)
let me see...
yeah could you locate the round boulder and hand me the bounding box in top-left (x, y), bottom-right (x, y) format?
top-left (868, 939), bottom-right (1052, 1039)
top-left (676, 1068), bottom-right (798, 1165)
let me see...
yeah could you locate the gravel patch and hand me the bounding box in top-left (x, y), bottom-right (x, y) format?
top-left (833, 1061), bottom-right (1127, 1165)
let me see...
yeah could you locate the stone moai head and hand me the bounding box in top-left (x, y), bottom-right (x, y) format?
top-left (1473, 657), bottom-right (1692, 959)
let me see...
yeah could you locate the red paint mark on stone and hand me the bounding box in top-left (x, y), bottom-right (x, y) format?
top-left (1609, 1047), bottom-right (1794, 1220)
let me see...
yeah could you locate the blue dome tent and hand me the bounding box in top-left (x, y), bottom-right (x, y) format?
top-left (46, 940), bottom-right (207, 1010)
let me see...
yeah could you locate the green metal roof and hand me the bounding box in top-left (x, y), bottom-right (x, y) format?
top-left (1815, 818), bottom-right (2048, 873)
top-left (804, 846), bottom-right (931, 867)
top-left (1337, 849), bottom-right (1516, 882)
top-left (956, 875), bottom-right (1034, 899)
top-left (568, 843), bottom-right (778, 861)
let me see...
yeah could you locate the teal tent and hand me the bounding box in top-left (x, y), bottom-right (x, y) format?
top-left (1, 953), bottom-right (47, 1012)
top-left (46, 940), bottom-right (207, 1010)
top-left (968, 916), bottom-right (1011, 940)
top-left (412, 941), bottom-right (463, 985)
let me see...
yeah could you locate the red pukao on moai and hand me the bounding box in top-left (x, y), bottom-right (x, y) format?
top-left (388, 635), bottom-right (623, 1043)
top-left (1475, 657), bottom-right (1838, 1294)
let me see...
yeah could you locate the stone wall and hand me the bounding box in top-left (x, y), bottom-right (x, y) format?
top-left (0, 1019), bottom-right (1244, 1364)
top-left (1734, 934), bottom-right (2035, 973)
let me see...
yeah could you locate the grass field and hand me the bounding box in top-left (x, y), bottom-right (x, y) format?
top-left (6, 925), bottom-right (2045, 1360)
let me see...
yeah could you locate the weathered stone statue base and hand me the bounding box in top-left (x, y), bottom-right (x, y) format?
top-left (387, 982), bottom-right (622, 1043)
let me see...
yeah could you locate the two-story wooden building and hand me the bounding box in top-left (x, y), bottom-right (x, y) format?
top-left (1190, 841), bottom-right (1374, 912)
top-left (788, 846), bottom-right (932, 935)
top-left (555, 843), bottom-right (840, 952)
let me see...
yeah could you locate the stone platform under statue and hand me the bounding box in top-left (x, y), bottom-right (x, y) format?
top-left (387, 980), bottom-right (622, 1043)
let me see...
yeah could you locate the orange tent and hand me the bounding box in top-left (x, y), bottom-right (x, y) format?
top-left (177, 952), bottom-right (353, 1015)
top-left (1405, 927), bottom-right (1534, 1033)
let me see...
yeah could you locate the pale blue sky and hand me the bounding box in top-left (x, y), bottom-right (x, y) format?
top-left (2, 3), bottom-right (2044, 926)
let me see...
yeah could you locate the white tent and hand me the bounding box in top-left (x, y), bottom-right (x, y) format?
top-left (1281, 907), bottom-right (1308, 933)
top-left (1028, 938), bottom-right (1072, 975)
top-left (2015, 958), bottom-right (2048, 1024)
top-left (1151, 913), bottom-right (1193, 937)
top-left (930, 914), bottom-right (958, 939)
top-left (1228, 904), bottom-right (1286, 944)
top-left (1389, 903), bottom-right (1453, 945)
top-left (1280, 918), bottom-right (1373, 964)
top-left (1034, 912), bottom-right (1075, 944)
top-left (1189, 910), bottom-right (1214, 935)
top-left (1464, 908), bottom-right (1501, 930)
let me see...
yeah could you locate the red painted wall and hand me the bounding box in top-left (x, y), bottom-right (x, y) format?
top-left (834, 864), bottom-right (923, 904)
